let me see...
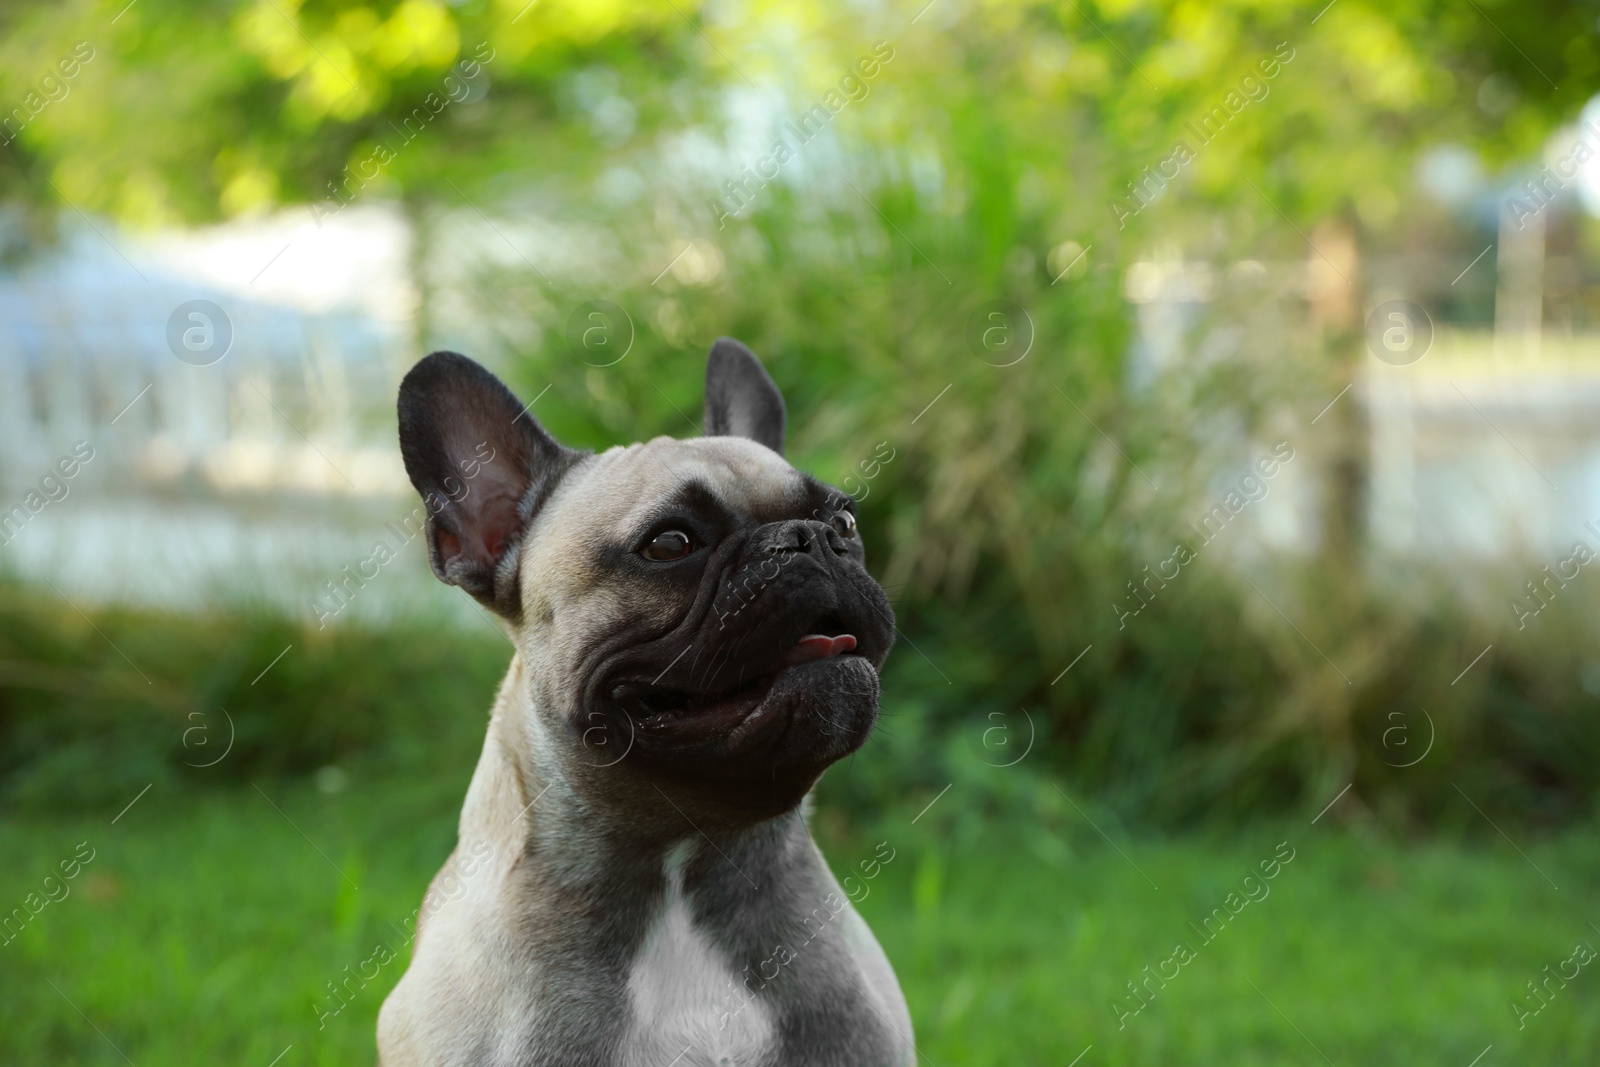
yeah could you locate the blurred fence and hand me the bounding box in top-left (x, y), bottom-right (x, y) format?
top-left (0, 208), bottom-right (482, 627)
top-left (6, 199), bottom-right (1600, 629)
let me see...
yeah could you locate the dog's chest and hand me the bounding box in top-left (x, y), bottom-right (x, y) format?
top-left (619, 843), bottom-right (775, 1067)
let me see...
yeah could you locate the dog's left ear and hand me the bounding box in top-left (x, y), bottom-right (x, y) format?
top-left (397, 351), bottom-right (582, 616)
top-left (704, 337), bottom-right (785, 455)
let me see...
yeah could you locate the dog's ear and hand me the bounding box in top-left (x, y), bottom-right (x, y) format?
top-left (397, 351), bottom-right (582, 616)
top-left (704, 337), bottom-right (785, 455)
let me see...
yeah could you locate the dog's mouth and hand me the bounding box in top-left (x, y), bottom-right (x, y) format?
top-left (610, 618), bottom-right (862, 737)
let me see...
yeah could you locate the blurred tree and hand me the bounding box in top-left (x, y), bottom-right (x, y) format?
top-left (2, 0), bottom-right (1597, 822)
top-left (0, 0), bottom-right (1589, 228)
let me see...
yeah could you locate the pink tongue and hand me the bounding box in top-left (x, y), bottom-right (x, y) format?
top-left (781, 633), bottom-right (858, 666)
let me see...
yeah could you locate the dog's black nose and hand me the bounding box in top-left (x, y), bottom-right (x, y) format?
top-left (757, 519), bottom-right (848, 559)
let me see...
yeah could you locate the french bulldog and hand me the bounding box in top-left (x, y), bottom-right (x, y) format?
top-left (377, 339), bottom-right (914, 1066)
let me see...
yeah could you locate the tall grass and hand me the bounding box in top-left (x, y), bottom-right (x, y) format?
top-left (2, 551), bottom-right (1597, 828)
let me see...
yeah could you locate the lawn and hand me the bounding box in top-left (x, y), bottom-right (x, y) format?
top-left (3, 771), bottom-right (1596, 1065)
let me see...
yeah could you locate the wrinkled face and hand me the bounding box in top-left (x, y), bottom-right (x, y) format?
top-left (520, 437), bottom-right (894, 812)
top-left (396, 340), bottom-right (895, 822)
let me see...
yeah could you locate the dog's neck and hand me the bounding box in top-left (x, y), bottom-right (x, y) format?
top-left (461, 654), bottom-right (819, 894)
top-left (382, 663), bottom-right (913, 1067)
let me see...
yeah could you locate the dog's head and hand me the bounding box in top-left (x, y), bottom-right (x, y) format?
top-left (397, 339), bottom-right (893, 820)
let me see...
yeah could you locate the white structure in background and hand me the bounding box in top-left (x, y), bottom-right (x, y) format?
top-left (1126, 102), bottom-right (1600, 569)
top-left (1366, 108), bottom-right (1600, 562)
top-left (1361, 99), bottom-right (1600, 564)
top-left (1365, 335), bottom-right (1600, 561)
top-left (1122, 254), bottom-right (1318, 558)
top-left (0, 204), bottom-right (416, 498)
top-left (0, 204), bottom-right (476, 625)
top-left (1123, 247), bottom-right (1600, 565)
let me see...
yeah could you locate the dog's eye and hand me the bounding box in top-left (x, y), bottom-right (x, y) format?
top-left (831, 511), bottom-right (857, 539)
top-left (642, 530), bottom-right (694, 561)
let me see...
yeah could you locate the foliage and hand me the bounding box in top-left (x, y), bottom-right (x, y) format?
top-left (3, 0), bottom-right (1600, 823)
top-left (0, 584), bottom-right (503, 812)
top-left (0, 0), bottom-right (1592, 225)
top-left (0, 570), bottom-right (1597, 832)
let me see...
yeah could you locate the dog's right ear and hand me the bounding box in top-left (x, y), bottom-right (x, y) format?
top-left (397, 351), bottom-right (582, 617)
top-left (704, 337), bottom-right (785, 455)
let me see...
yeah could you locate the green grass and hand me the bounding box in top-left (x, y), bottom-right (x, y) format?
top-left (3, 772), bottom-right (1597, 1065)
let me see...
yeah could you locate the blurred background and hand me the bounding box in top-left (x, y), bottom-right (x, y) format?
top-left (3, 0), bottom-right (1600, 1062)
